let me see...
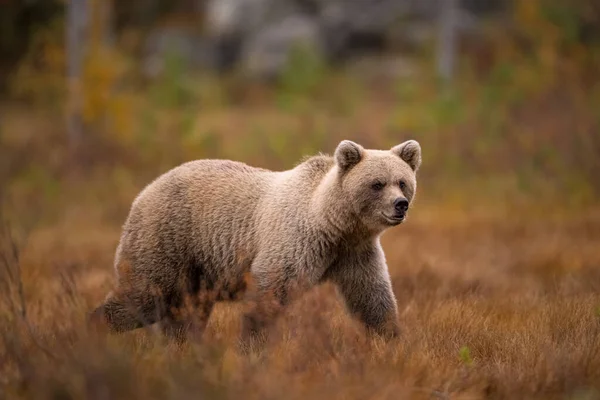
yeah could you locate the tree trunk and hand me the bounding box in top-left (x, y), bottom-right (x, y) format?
top-left (437, 0), bottom-right (458, 82)
top-left (66, 0), bottom-right (88, 155)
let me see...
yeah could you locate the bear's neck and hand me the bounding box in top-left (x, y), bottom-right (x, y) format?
top-left (311, 167), bottom-right (376, 242)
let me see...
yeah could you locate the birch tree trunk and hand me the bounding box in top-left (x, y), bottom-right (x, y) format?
top-left (100, 0), bottom-right (114, 46)
top-left (66, 0), bottom-right (88, 153)
top-left (437, 0), bottom-right (458, 82)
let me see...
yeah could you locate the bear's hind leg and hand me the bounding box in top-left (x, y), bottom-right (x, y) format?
top-left (88, 291), bottom-right (165, 334)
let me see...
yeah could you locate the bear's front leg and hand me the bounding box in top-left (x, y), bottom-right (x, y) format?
top-left (238, 254), bottom-right (320, 353)
top-left (238, 278), bottom-right (288, 353)
top-left (326, 244), bottom-right (401, 340)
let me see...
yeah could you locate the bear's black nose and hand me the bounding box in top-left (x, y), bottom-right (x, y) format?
top-left (394, 198), bottom-right (409, 213)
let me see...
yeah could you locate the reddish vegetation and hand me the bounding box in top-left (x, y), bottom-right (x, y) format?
top-left (1, 177), bottom-right (599, 399)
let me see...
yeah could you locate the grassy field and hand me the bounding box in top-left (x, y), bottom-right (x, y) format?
top-left (1, 104), bottom-right (600, 400)
top-left (1, 193), bottom-right (600, 399)
top-left (1, 25), bottom-right (600, 398)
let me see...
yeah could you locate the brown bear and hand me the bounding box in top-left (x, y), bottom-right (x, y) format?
top-left (89, 139), bottom-right (422, 347)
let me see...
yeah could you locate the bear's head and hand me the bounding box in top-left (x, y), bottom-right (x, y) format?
top-left (334, 139), bottom-right (421, 232)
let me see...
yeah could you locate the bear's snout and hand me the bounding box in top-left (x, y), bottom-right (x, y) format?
top-left (394, 198), bottom-right (409, 215)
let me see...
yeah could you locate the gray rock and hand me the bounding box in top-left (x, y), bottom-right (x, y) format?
top-left (313, 0), bottom-right (411, 35)
top-left (239, 14), bottom-right (324, 79)
top-left (205, 0), bottom-right (303, 38)
top-left (139, 0), bottom-right (507, 78)
top-left (142, 28), bottom-right (217, 78)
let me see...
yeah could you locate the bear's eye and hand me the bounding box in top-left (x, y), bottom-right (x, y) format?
top-left (399, 180), bottom-right (406, 191)
top-left (371, 181), bottom-right (386, 191)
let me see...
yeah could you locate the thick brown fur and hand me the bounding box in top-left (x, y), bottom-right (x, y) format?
top-left (89, 140), bottom-right (422, 348)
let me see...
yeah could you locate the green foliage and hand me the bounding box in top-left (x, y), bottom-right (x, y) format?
top-left (458, 346), bottom-right (474, 367)
top-left (148, 48), bottom-right (195, 109)
top-left (539, 1), bottom-right (586, 46)
top-left (276, 42), bottom-right (328, 112)
top-left (430, 86), bottom-right (466, 127)
top-left (9, 15), bottom-right (66, 107)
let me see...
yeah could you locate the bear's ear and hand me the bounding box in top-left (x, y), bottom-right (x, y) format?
top-left (335, 140), bottom-right (364, 172)
top-left (391, 140), bottom-right (421, 172)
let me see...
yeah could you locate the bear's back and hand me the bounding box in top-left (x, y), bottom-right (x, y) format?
top-left (118, 159), bottom-right (276, 283)
top-left (117, 155), bottom-right (338, 290)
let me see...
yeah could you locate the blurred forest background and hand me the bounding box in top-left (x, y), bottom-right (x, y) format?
top-left (1, 0), bottom-right (600, 214)
top-left (1, 1), bottom-right (600, 399)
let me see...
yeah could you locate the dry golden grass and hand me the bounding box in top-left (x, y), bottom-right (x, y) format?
top-left (1, 167), bottom-right (599, 399)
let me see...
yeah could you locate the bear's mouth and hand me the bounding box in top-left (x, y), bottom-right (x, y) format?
top-left (382, 212), bottom-right (405, 225)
